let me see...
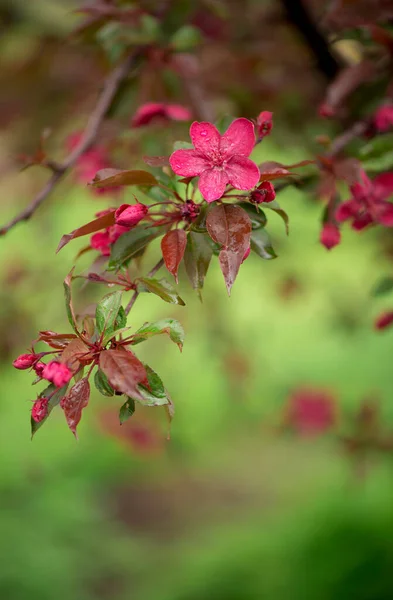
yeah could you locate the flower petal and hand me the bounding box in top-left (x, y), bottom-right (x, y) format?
top-left (374, 172), bottom-right (393, 201)
top-left (190, 122), bottom-right (221, 156)
top-left (198, 167), bottom-right (228, 202)
top-left (220, 118), bottom-right (256, 158)
top-left (225, 156), bottom-right (260, 190)
top-left (169, 149), bottom-right (209, 177)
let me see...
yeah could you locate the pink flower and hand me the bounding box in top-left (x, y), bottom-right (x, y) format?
top-left (250, 181), bottom-right (276, 204)
top-left (13, 353), bottom-right (39, 370)
top-left (115, 203), bottom-right (148, 227)
top-left (131, 102), bottom-right (192, 127)
top-left (320, 223), bottom-right (341, 250)
top-left (336, 170), bottom-right (393, 230)
top-left (285, 387), bottom-right (337, 436)
top-left (256, 111), bottom-right (273, 139)
top-left (43, 361), bottom-right (72, 388)
top-left (375, 311), bottom-right (393, 331)
top-left (32, 398), bottom-right (49, 423)
top-left (90, 231), bottom-right (111, 256)
top-left (374, 104), bottom-right (393, 132)
top-left (169, 118), bottom-right (260, 202)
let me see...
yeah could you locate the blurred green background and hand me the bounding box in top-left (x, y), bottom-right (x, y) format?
top-left (2, 1), bottom-right (393, 599)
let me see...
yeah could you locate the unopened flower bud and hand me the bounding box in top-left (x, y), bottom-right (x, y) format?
top-left (32, 398), bottom-right (49, 423)
top-left (256, 111), bottom-right (273, 139)
top-left (375, 311), bottom-right (393, 331)
top-left (320, 223), bottom-right (340, 250)
top-left (250, 181), bottom-right (276, 204)
top-left (13, 353), bottom-right (38, 370)
top-left (115, 203), bottom-right (148, 227)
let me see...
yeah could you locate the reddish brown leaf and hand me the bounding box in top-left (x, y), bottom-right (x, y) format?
top-left (143, 155), bottom-right (170, 167)
top-left (89, 169), bottom-right (158, 188)
top-left (61, 378), bottom-right (90, 438)
top-left (206, 204), bottom-right (251, 295)
top-left (161, 229), bottom-right (187, 283)
top-left (57, 211), bottom-right (116, 253)
top-left (37, 331), bottom-right (78, 350)
top-left (285, 159), bottom-right (316, 169)
top-left (60, 338), bottom-right (90, 373)
top-left (99, 348), bottom-right (148, 402)
top-left (258, 161), bottom-right (291, 181)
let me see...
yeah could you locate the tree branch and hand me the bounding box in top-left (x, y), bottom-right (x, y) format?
top-left (0, 50), bottom-right (143, 236)
top-left (125, 258), bottom-right (164, 315)
top-left (281, 0), bottom-right (341, 80)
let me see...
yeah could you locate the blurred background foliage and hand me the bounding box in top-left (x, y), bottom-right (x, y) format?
top-left (1, 0), bottom-right (393, 599)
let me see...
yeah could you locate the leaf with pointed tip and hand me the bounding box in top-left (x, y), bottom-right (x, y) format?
top-left (206, 204), bottom-right (251, 295)
top-left (115, 305), bottom-right (127, 329)
top-left (119, 398), bottom-right (135, 424)
top-left (161, 229), bottom-right (187, 282)
top-left (129, 365), bottom-right (170, 408)
top-left (63, 270), bottom-right (80, 335)
top-left (94, 369), bottom-right (115, 397)
top-left (31, 384), bottom-right (69, 438)
top-left (61, 378), bottom-right (90, 438)
top-left (131, 318), bottom-right (185, 351)
top-left (95, 291), bottom-right (122, 335)
top-left (109, 226), bottom-right (166, 270)
top-left (372, 277), bottom-right (393, 298)
top-left (137, 277), bottom-right (185, 305)
top-left (99, 348), bottom-right (147, 402)
top-left (102, 327), bottom-right (131, 346)
top-left (183, 231), bottom-right (213, 292)
top-left (250, 228), bottom-right (277, 260)
top-left (263, 200), bottom-right (289, 235)
top-left (259, 161), bottom-right (291, 181)
top-left (90, 168), bottom-right (158, 188)
top-left (57, 211), bottom-right (116, 253)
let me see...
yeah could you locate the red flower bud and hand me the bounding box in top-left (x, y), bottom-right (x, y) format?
top-left (374, 105), bottom-right (393, 133)
top-left (13, 353), bottom-right (39, 370)
top-left (320, 223), bottom-right (340, 250)
top-left (90, 231), bottom-right (111, 256)
top-left (256, 111), bottom-right (273, 139)
top-left (251, 181), bottom-right (276, 204)
top-left (43, 361), bottom-right (72, 388)
top-left (375, 311), bottom-right (393, 331)
top-left (318, 103), bottom-right (335, 118)
top-left (115, 203), bottom-right (148, 227)
top-left (32, 398), bottom-right (49, 423)
top-left (34, 362), bottom-right (45, 378)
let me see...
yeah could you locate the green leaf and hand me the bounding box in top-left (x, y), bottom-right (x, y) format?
top-left (238, 203), bottom-right (267, 230)
top-left (184, 231), bottom-right (213, 292)
top-left (137, 277), bottom-right (185, 305)
top-left (119, 398), bottom-right (135, 424)
top-left (360, 133), bottom-right (393, 159)
top-left (250, 228), bottom-right (277, 260)
top-left (131, 318), bottom-right (185, 351)
top-left (132, 365), bottom-right (170, 407)
top-left (115, 305), bottom-right (127, 329)
top-left (95, 291), bottom-right (122, 335)
top-left (63, 270), bottom-right (79, 335)
top-left (31, 384), bottom-right (69, 438)
top-left (94, 369), bottom-right (115, 397)
top-left (171, 24), bottom-right (202, 51)
top-left (372, 276), bottom-right (393, 297)
top-left (109, 226), bottom-right (166, 270)
top-left (102, 327), bottom-right (131, 347)
top-left (263, 200), bottom-right (289, 235)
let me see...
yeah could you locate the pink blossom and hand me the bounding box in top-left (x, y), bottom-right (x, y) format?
top-left (33, 362), bottom-right (45, 378)
top-left (320, 223), bottom-right (341, 250)
top-left (115, 203), bottom-right (148, 227)
top-left (250, 181), bottom-right (276, 204)
top-left (374, 104), bottom-right (393, 132)
top-left (43, 361), bottom-right (72, 388)
top-left (336, 170), bottom-right (393, 230)
top-left (375, 311), bottom-right (393, 331)
top-left (131, 102), bottom-right (192, 127)
top-left (169, 118), bottom-right (260, 202)
top-left (90, 231), bottom-right (111, 256)
top-left (32, 398), bottom-right (49, 423)
top-left (256, 111), bottom-right (273, 139)
top-left (13, 353), bottom-right (39, 370)
top-left (285, 387), bottom-right (337, 436)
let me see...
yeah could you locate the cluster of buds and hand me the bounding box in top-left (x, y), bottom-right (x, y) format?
top-left (91, 203), bottom-right (149, 256)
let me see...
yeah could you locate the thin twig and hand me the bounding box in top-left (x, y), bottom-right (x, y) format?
top-left (328, 120), bottom-right (369, 157)
top-left (125, 258), bottom-right (164, 315)
top-left (0, 50), bottom-right (144, 236)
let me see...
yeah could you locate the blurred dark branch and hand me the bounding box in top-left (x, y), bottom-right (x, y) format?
top-left (0, 50), bottom-right (144, 236)
top-left (281, 0), bottom-right (341, 80)
top-left (328, 120), bottom-right (369, 156)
